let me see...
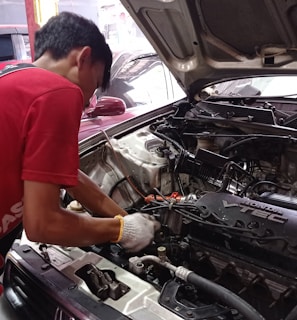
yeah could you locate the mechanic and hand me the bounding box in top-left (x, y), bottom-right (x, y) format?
top-left (0, 12), bottom-right (160, 283)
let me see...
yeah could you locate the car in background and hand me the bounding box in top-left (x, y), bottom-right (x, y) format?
top-left (5, 1), bottom-right (297, 320)
top-left (0, 25), bottom-right (31, 69)
top-left (79, 50), bottom-right (186, 140)
top-left (99, 50), bottom-right (186, 109)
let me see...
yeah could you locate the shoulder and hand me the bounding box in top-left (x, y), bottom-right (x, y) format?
top-left (3, 66), bottom-right (78, 90)
top-left (25, 68), bottom-right (79, 89)
top-left (10, 67), bottom-right (83, 101)
top-left (0, 66), bottom-right (83, 111)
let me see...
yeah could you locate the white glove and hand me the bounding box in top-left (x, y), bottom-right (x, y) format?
top-left (114, 213), bottom-right (161, 252)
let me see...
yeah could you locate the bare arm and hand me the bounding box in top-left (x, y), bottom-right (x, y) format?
top-left (23, 180), bottom-right (121, 246)
top-left (66, 170), bottom-right (127, 217)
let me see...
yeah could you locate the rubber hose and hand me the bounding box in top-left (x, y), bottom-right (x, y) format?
top-left (187, 271), bottom-right (265, 320)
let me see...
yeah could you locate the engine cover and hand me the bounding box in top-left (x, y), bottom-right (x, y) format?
top-left (187, 192), bottom-right (297, 273)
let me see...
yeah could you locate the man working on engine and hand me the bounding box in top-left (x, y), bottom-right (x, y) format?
top-left (0, 11), bottom-right (160, 280)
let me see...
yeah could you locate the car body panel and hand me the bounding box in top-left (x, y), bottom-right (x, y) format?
top-left (79, 103), bottom-right (161, 141)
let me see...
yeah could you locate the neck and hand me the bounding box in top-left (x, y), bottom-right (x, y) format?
top-left (33, 53), bottom-right (68, 77)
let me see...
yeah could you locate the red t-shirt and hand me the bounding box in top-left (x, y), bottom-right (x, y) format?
top-left (0, 67), bottom-right (83, 250)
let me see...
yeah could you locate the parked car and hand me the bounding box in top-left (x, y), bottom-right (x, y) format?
top-left (79, 50), bottom-right (185, 140)
top-left (99, 50), bottom-right (186, 109)
top-left (4, 1), bottom-right (297, 320)
top-left (0, 25), bottom-right (31, 69)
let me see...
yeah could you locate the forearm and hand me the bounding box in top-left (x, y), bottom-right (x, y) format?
top-left (23, 180), bottom-right (159, 252)
top-left (24, 180), bottom-right (122, 246)
top-left (24, 207), bottom-right (121, 246)
top-left (67, 170), bottom-right (127, 217)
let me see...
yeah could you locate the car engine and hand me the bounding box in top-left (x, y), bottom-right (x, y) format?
top-left (5, 98), bottom-right (297, 320)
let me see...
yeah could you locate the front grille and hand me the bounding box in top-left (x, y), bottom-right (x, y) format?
top-left (3, 244), bottom-right (130, 320)
top-left (4, 260), bottom-right (76, 320)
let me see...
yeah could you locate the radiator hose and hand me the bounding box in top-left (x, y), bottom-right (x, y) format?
top-left (129, 252), bottom-right (265, 320)
top-left (186, 270), bottom-right (265, 320)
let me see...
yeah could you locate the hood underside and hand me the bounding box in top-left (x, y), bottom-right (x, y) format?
top-left (120, 0), bottom-right (297, 98)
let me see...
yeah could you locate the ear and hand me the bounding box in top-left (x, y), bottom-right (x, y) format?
top-left (77, 46), bottom-right (92, 69)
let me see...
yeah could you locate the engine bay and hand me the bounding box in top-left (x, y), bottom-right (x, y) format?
top-left (81, 98), bottom-right (297, 320)
top-left (5, 97), bottom-right (297, 320)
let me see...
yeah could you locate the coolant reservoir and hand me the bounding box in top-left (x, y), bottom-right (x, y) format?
top-left (108, 128), bottom-right (176, 192)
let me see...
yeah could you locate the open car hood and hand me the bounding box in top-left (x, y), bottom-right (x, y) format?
top-left (120, 0), bottom-right (297, 99)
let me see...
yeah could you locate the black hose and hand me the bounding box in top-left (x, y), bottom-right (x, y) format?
top-left (187, 271), bottom-right (265, 320)
top-left (108, 177), bottom-right (127, 197)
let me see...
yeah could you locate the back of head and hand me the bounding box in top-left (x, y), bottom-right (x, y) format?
top-left (34, 11), bottom-right (112, 90)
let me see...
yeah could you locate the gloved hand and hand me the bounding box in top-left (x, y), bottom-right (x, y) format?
top-left (114, 213), bottom-right (161, 252)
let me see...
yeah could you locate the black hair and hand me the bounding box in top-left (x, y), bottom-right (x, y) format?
top-left (34, 11), bottom-right (112, 90)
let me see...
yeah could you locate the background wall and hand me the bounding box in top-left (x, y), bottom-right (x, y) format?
top-left (0, 0), bottom-right (99, 24)
top-left (58, 0), bottom-right (98, 24)
top-left (0, 0), bottom-right (150, 51)
top-left (0, 0), bottom-right (27, 24)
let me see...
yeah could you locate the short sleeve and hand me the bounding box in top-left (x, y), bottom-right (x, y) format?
top-left (21, 87), bottom-right (83, 187)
